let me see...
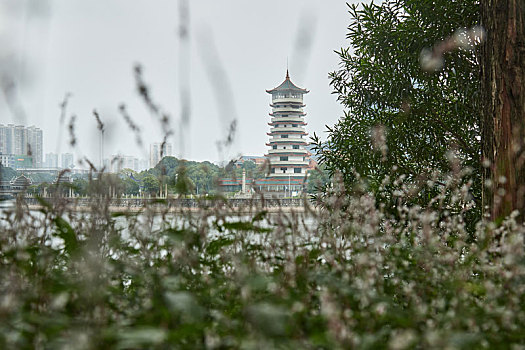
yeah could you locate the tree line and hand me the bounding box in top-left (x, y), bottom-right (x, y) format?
top-left (11, 156), bottom-right (328, 197)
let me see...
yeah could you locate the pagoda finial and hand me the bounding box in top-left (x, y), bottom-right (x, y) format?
top-left (286, 69), bottom-right (290, 80)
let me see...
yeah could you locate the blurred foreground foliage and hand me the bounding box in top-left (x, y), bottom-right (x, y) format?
top-left (1, 166), bottom-right (524, 349)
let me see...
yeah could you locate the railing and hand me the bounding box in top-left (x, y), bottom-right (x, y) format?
top-left (271, 97), bottom-right (303, 104)
top-left (23, 196), bottom-right (307, 208)
top-left (269, 127), bottom-right (306, 133)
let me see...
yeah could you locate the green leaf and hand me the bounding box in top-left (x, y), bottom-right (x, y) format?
top-left (206, 236), bottom-right (235, 255)
top-left (223, 221), bottom-right (272, 233)
top-left (53, 216), bottom-right (79, 255)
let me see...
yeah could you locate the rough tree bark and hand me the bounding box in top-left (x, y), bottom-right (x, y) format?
top-left (481, 0), bottom-right (525, 221)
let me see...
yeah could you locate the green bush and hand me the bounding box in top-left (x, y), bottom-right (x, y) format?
top-left (0, 167), bottom-right (523, 349)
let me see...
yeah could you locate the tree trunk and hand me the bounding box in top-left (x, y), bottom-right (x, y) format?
top-left (481, 0), bottom-right (525, 221)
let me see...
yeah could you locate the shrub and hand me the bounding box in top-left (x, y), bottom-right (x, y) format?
top-left (0, 165), bottom-right (523, 349)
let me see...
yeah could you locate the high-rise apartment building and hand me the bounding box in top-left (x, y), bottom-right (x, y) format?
top-left (149, 142), bottom-right (172, 168)
top-left (0, 124), bottom-right (21, 155)
top-left (138, 158), bottom-right (149, 171)
top-left (27, 126), bottom-right (43, 167)
top-left (61, 153), bottom-right (74, 169)
top-left (0, 154), bottom-right (14, 168)
top-left (0, 125), bottom-right (10, 154)
top-left (108, 155), bottom-right (139, 173)
top-left (0, 124), bottom-right (43, 168)
top-left (13, 125), bottom-right (27, 155)
top-left (45, 152), bottom-right (59, 168)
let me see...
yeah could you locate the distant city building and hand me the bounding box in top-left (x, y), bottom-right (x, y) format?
top-left (0, 124), bottom-right (43, 168)
top-left (108, 155), bottom-right (139, 173)
top-left (13, 125), bottom-right (26, 155)
top-left (0, 154), bottom-right (14, 168)
top-left (13, 155), bottom-right (33, 169)
top-left (122, 155), bottom-right (139, 171)
top-left (27, 126), bottom-right (43, 167)
top-left (0, 125), bottom-right (12, 154)
top-left (61, 153), bottom-right (74, 168)
top-left (45, 152), bottom-right (59, 168)
top-left (138, 158), bottom-right (149, 171)
top-left (149, 142), bottom-right (172, 168)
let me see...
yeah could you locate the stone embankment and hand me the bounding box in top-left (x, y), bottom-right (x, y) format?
top-left (25, 197), bottom-right (315, 214)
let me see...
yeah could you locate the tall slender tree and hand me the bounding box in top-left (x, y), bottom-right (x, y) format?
top-left (481, 0), bottom-right (525, 220)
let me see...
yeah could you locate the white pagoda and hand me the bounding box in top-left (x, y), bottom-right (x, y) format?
top-left (264, 70), bottom-right (310, 190)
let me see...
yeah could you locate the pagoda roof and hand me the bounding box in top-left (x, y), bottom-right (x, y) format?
top-left (10, 174), bottom-right (32, 186)
top-left (266, 70), bottom-right (309, 94)
top-left (268, 121), bottom-right (307, 126)
top-left (267, 131), bottom-right (308, 135)
top-left (266, 141), bottom-right (308, 146)
top-left (269, 111), bottom-right (306, 116)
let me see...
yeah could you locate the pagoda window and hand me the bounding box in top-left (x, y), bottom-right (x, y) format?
top-left (271, 168), bottom-right (275, 174)
top-left (282, 115), bottom-right (288, 117)
top-left (280, 156), bottom-right (288, 161)
top-left (272, 145), bottom-right (277, 149)
top-left (292, 124), bottom-right (298, 127)
top-left (293, 145), bottom-right (299, 149)
top-left (281, 135), bottom-right (288, 138)
top-left (294, 168), bottom-right (302, 174)
top-left (281, 167), bottom-right (287, 172)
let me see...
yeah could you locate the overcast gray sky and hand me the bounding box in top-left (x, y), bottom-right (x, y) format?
top-left (0, 0), bottom-right (357, 166)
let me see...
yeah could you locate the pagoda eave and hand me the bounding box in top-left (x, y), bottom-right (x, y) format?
top-left (268, 122), bottom-right (307, 126)
top-left (265, 153), bottom-right (308, 157)
top-left (270, 103), bottom-right (306, 108)
top-left (269, 164), bottom-right (309, 168)
top-left (269, 112), bottom-right (307, 117)
top-left (267, 140), bottom-right (309, 143)
top-left (267, 132), bottom-right (308, 136)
